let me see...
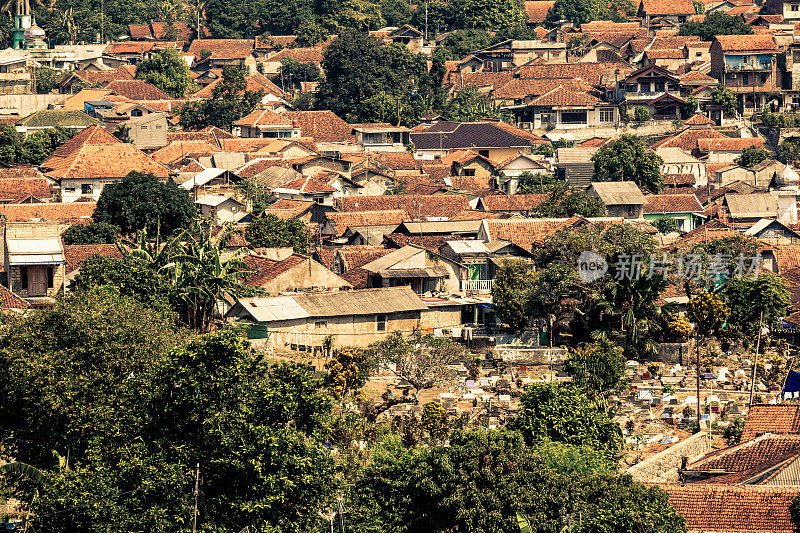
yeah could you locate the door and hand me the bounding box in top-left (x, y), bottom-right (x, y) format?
top-left (28, 265), bottom-right (47, 296)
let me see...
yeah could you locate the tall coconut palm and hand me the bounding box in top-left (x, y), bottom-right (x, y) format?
top-left (49, 7), bottom-right (76, 45)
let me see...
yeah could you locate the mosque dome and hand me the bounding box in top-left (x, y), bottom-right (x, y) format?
top-left (776, 164), bottom-right (800, 187)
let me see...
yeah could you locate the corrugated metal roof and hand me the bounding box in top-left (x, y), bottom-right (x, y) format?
top-left (292, 286), bottom-right (427, 317)
top-left (590, 181), bottom-right (646, 205)
top-left (7, 237), bottom-right (65, 264)
top-left (232, 286), bottom-right (428, 322)
top-left (361, 245), bottom-right (421, 272)
top-left (236, 296), bottom-right (309, 322)
top-left (446, 240), bottom-right (490, 253)
top-left (180, 167), bottom-right (227, 189)
top-left (725, 193), bottom-right (778, 218)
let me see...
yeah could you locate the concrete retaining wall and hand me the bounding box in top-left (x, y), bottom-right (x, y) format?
top-left (626, 432), bottom-right (711, 483)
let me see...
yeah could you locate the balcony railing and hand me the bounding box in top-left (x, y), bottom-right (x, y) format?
top-left (463, 279), bottom-right (493, 293)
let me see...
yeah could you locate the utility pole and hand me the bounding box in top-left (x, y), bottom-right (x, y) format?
top-left (748, 311), bottom-right (764, 409)
top-left (192, 462), bottom-right (200, 533)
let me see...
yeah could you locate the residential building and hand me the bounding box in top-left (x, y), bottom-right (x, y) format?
top-left (710, 34), bottom-right (782, 115)
top-left (3, 222), bottom-right (65, 303)
top-left (226, 286), bottom-right (429, 350)
top-left (358, 244), bottom-right (464, 295)
top-left (411, 121), bottom-right (546, 161)
top-left (642, 194), bottom-right (704, 231)
top-left (196, 194), bottom-right (247, 225)
top-left (124, 112), bottom-right (168, 150)
top-left (352, 124), bottom-right (412, 152)
top-left (234, 109), bottom-right (301, 139)
top-left (242, 251), bottom-right (351, 293)
top-left (587, 181), bottom-right (646, 218)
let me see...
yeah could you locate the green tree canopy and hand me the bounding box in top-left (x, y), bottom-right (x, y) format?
top-left (711, 82), bottom-right (738, 116)
top-left (447, 0), bottom-right (526, 31)
top-left (593, 134), bottom-right (664, 192)
top-left (491, 258), bottom-right (534, 331)
top-left (533, 182), bottom-right (606, 217)
top-left (135, 47), bottom-right (194, 98)
top-left (245, 214), bottom-right (312, 252)
top-left (438, 28), bottom-right (499, 59)
top-left (546, 0), bottom-right (634, 25)
top-left (734, 146), bottom-right (768, 168)
top-left (93, 171), bottom-right (196, 235)
top-left (565, 339), bottom-right (626, 396)
top-left (724, 273), bottom-right (790, 335)
top-left (60, 221), bottom-right (120, 245)
top-left (678, 11), bottom-right (753, 41)
top-left (179, 65), bottom-right (263, 131)
top-left (515, 382), bottom-right (623, 457)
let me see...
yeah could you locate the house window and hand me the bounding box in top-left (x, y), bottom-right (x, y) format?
top-left (140, 125), bottom-right (148, 129)
top-left (742, 73), bottom-right (749, 84)
top-left (696, 52), bottom-right (703, 57)
top-left (600, 109), bottom-right (614, 123)
top-left (463, 168), bottom-right (476, 177)
top-left (314, 196), bottom-right (324, 204)
top-left (64, 187), bottom-right (75, 193)
top-left (793, 4), bottom-right (799, 11)
top-left (155, 125), bottom-right (163, 129)
top-left (315, 320), bottom-right (327, 329)
top-left (478, 150), bottom-right (490, 158)
top-left (561, 111), bottom-right (587, 124)
top-left (762, 74), bottom-right (769, 83)
top-left (47, 266), bottom-right (54, 289)
top-left (377, 314), bottom-right (387, 332)
top-left (654, 81), bottom-right (664, 92)
top-left (131, 109), bottom-right (142, 117)
top-left (19, 266), bottom-right (27, 289)
top-left (81, 184), bottom-right (93, 195)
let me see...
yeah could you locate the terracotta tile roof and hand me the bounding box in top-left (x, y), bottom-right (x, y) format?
top-left (524, 1), bottom-right (554, 23)
top-left (267, 47), bottom-right (325, 66)
top-left (44, 143), bottom-right (171, 180)
top-left (105, 79), bottom-right (171, 100)
top-left (63, 244), bottom-right (123, 275)
top-left (529, 84), bottom-right (600, 106)
top-left (482, 194), bottom-right (549, 212)
top-left (643, 193), bottom-right (703, 213)
top-left (60, 66), bottom-right (136, 87)
top-left (0, 284), bottom-right (28, 309)
top-left (134, 99), bottom-right (189, 115)
top-left (663, 173), bottom-right (697, 187)
top-left (280, 110), bottom-right (353, 143)
top-left (334, 194), bottom-right (469, 220)
top-left (254, 35), bottom-right (299, 50)
top-left (715, 34), bottom-right (777, 52)
top-left (640, 0), bottom-right (694, 14)
top-left (264, 199), bottom-right (314, 219)
top-left (483, 218), bottom-right (579, 250)
top-left (151, 141), bottom-right (219, 165)
top-left (683, 113), bottom-right (715, 125)
top-left (0, 202), bottom-right (96, 223)
top-left (378, 152), bottom-right (420, 170)
top-left (0, 175), bottom-right (53, 202)
top-left (448, 176), bottom-right (493, 192)
top-left (775, 244), bottom-right (800, 275)
top-left (680, 71), bottom-right (717, 85)
top-left (445, 70), bottom-right (514, 90)
top-left (649, 35), bottom-right (702, 49)
top-left (578, 137), bottom-right (611, 147)
top-left (698, 137), bottom-right (764, 151)
top-left (234, 108), bottom-right (292, 127)
top-left (662, 483), bottom-right (798, 533)
top-left (242, 253), bottom-right (307, 287)
top-left (687, 434), bottom-right (800, 473)
top-left (384, 233), bottom-right (456, 253)
top-left (166, 126), bottom-right (233, 148)
top-left (325, 210), bottom-right (411, 237)
top-left (340, 266), bottom-right (370, 288)
top-left (742, 405), bottom-right (800, 441)
top-left (46, 124), bottom-right (120, 161)
top-left (512, 62), bottom-right (633, 87)
top-left (644, 48), bottom-right (685, 59)
top-left (449, 210), bottom-right (501, 221)
top-left (650, 127), bottom-right (730, 152)
top-left (187, 39), bottom-right (254, 59)
top-left (191, 72), bottom-right (284, 99)
top-left (279, 176), bottom-right (336, 193)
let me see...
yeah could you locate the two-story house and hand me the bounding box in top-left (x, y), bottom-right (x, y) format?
top-left (637, 0), bottom-right (695, 29)
top-left (617, 65), bottom-right (685, 119)
top-left (710, 34), bottom-right (783, 115)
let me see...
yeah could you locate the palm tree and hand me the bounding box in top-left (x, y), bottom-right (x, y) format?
top-left (161, 224), bottom-right (253, 331)
top-left (49, 7), bottom-right (76, 45)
